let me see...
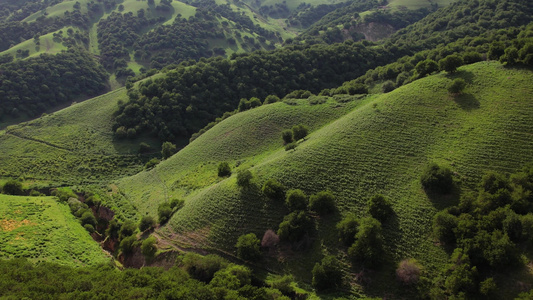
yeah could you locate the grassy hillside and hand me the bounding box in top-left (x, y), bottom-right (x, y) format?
top-left (116, 61), bottom-right (533, 296)
top-left (0, 86), bottom-right (151, 186)
top-left (0, 195), bottom-right (110, 267)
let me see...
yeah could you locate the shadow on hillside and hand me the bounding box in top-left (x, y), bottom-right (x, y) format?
top-left (453, 93), bottom-right (480, 111)
top-left (425, 184), bottom-right (461, 211)
top-left (446, 70), bottom-right (475, 84)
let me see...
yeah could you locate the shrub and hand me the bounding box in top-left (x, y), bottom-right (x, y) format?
top-left (312, 256), bottom-right (343, 291)
top-left (84, 224), bottom-right (95, 233)
top-left (421, 163), bottom-right (454, 194)
top-left (278, 211), bottom-right (314, 243)
top-left (139, 215), bottom-right (155, 231)
top-left (281, 129), bottom-right (293, 144)
top-left (284, 143), bottom-right (297, 151)
top-left (180, 253), bottom-right (229, 282)
top-left (261, 229), bottom-right (280, 249)
top-left (141, 236), bottom-right (157, 258)
top-left (217, 162), bottom-right (232, 177)
top-left (396, 259), bottom-right (422, 285)
top-left (264, 95), bottom-right (280, 104)
top-left (337, 214), bottom-right (359, 246)
top-left (161, 141), bottom-right (177, 159)
top-left (367, 194), bottom-right (393, 222)
top-left (270, 275), bottom-right (295, 296)
top-left (291, 124), bottom-right (308, 141)
top-left (170, 198), bottom-right (185, 210)
top-left (348, 217), bottom-right (383, 267)
top-left (262, 179), bottom-right (285, 201)
top-left (158, 202), bottom-right (173, 224)
top-left (309, 190), bottom-right (336, 215)
top-left (236, 233), bottom-right (260, 261)
top-left (433, 210), bottom-right (458, 244)
top-left (80, 211), bottom-right (97, 227)
top-left (285, 189), bottom-right (308, 211)
top-left (439, 54), bottom-right (463, 73)
top-left (210, 265), bottom-right (252, 289)
top-left (120, 235), bottom-right (137, 255)
top-left (382, 80), bottom-right (395, 93)
top-left (52, 187), bottom-right (77, 202)
top-left (236, 170), bottom-right (253, 187)
top-left (2, 180), bottom-right (24, 195)
top-left (479, 277), bottom-right (497, 298)
top-left (447, 78), bottom-right (466, 94)
top-left (144, 158), bottom-right (160, 169)
top-left (119, 220), bottom-right (137, 239)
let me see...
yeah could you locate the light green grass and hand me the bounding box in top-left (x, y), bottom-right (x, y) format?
top-left (24, 0), bottom-right (91, 22)
top-left (388, 0), bottom-right (456, 9)
top-left (0, 195), bottom-right (110, 267)
top-left (0, 27), bottom-right (73, 60)
top-left (117, 62), bottom-right (533, 296)
top-left (163, 0), bottom-right (197, 25)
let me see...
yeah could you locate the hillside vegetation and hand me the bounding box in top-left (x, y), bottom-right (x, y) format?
top-left (117, 61), bottom-right (533, 297)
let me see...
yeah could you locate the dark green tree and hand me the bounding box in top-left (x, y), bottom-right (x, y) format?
top-left (285, 189), bottom-right (308, 211)
top-left (421, 163), bottom-right (454, 194)
top-left (119, 220), bottom-right (137, 239)
top-left (312, 255), bottom-right (343, 291)
top-left (309, 190), bottom-right (336, 215)
top-left (235, 233), bottom-right (261, 261)
top-left (348, 217), bottom-right (384, 267)
top-left (337, 214), bottom-right (359, 246)
top-left (236, 170), bottom-right (253, 187)
top-left (2, 180), bottom-right (24, 195)
top-left (264, 95), bottom-right (280, 104)
top-left (141, 236), bottom-right (157, 258)
top-left (278, 211), bottom-right (314, 243)
top-left (161, 141), bottom-right (177, 159)
top-left (158, 202), bottom-right (173, 224)
top-left (433, 210), bottom-right (458, 244)
top-left (292, 124), bottom-right (309, 141)
top-left (218, 162), bottom-right (232, 177)
top-left (367, 194), bottom-right (393, 222)
top-left (139, 215), bottom-right (156, 231)
top-left (447, 78), bottom-right (466, 94)
top-left (281, 129), bottom-right (293, 144)
top-left (439, 54), bottom-right (463, 73)
top-left (262, 178), bottom-right (285, 201)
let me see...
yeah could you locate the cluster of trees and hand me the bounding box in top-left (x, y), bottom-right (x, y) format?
top-left (0, 0), bottom-right (62, 23)
top-left (0, 253), bottom-right (296, 299)
top-left (286, 2), bottom-right (351, 28)
top-left (281, 124), bottom-right (308, 150)
top-left (0, 49), bottom-right (107, 119)
top-left (113, 41), bottom-right (387, 142)
top-left (428, 165), bottom-right (533, 297)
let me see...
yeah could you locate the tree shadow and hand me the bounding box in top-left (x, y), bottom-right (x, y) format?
top-left (446, 70), bottom-right (475, 84)
top-left (453, 93), bottom-right (480, 111)
top-left (425, 183), bottom-right (462, 211)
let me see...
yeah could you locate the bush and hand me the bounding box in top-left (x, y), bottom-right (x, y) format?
top-left (433, 210), bottom-right (458, 244)
top-left (170, 198), bottom-right (185, 210)
top-left (120, 235), bottom-right (137, 255)
top-left (180, 253), bottom-right (229, 282)
top-left (217, 162), bottom-right (232, 177)
top-left (285, 189), bottom-right (308, 211)
top-left (80, 211), bottom-right (97, 227)
top-left (382, 80), bottom-right (395, 93)
top-left (84, 224), bottom-right (95, 233)
top-left (337, 214), bottom-right (359, 246)
top-left (447, 78), bottom-right (466, 94)
top-left (348, 217), bottom-right (383, 267)
top-left (479, 277), bottom-right (497, 298)
top-left (236, 170), bottom-right (253, 187)
top-left (141, 236), bottom-right (157, 258)
top-left (144, 158), bottom-right (160, 169)
top-left (439, 54), bottom-right (463, 73)
top-left (396, 259), bottom-right (422, 285)
top-left (139, 215), bottom-right (155, 231)
top-left (262, 179), bottom-right (285, 201)
top-left (291, 124), bottom-right (308, 141)
top-left (421, 163), bottom-right (454, 194)
top-left (264, 95), bottom-right (280, 104)
top-left (119, 220), bottom-right (137, 239)
top-left (52, 187), bottom-right (77, 202)
top-left (312, 256), bottom-right (343, 291)
top-left (161, 141), bottom-right (177, 159)
top-left (2, 180), bottom-right (24, 195)
top-left (284, 143), bottom-right (297, 151)
top-left (281, 129), bottom-right (293, 144)
top-left (269, 275), bottom-right (295, 296)
top-left (158, 202), bottom-right (173, 224)
top-left (278, 211), bottom-right (314, 243)
top-left (367, 194), bottom-right (393, 222)
top-left (236, 233), bottom-right (260, 261)
top-left (309, 190), bottom-right (336, 215)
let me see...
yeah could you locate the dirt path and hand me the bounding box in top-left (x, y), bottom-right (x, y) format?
top-left (5, 131), bottom-right (72, 152)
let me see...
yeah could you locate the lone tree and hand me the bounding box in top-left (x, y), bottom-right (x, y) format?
top-left (161, 141), bottom-right (177, 159)
top-left (337, 214), bottom-right (359, 246)
top-left (236, 233), bottom-right (261, 261)
top-left (439, 54), bottom-right (464, 73)
top-left (2, 180), bottom-right (24, 195)
top-left (285, 189), bottom-right (308, 211)
top-left (367, 194), bottom-right (393, 222)
top-left (158, 202), bottom-right (173, 224)
top-left (262, 178), bottom-right (285, 201)
top-left (139, 215), bottom-right (156, 231)
top-left (217, 162), bottom-right (232, 177)
top-left (309, 190), bottom-right (336, 215)
top-left (312, 255), bottom-right (343, 291)
top-left (421, 163), bottom-right (454, 194)
top-left (281, 129), bottom-right (293, 144)
top-left (348, 217), bottom-right (384, 267)
top-left (292, 124), bottom-right (309, 141)
top-left (141, 236), bottom-right (157, 258)
top-left (447, 78), bottom-right (466, 94)
top-left (236, 170), bottom-right (253, 187)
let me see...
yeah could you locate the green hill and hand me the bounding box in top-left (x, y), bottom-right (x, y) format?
top-left (115, 61), bottom-right (533, 297)
top-left (0, 194), bottom-right (110, 267)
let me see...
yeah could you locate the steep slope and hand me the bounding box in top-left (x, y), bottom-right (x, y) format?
top-left (116, 61), bottom-right (533, 296)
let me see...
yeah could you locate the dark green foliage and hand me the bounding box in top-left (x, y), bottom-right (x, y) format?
top-left (291, 124), bottom-right (309, 141)
top-left (217, 162), bottom-right (231, 177)
top-left (238, 97), bottom-right (262, 112)
top-left (277, 211), bottom-right (314, 243)
top-left (309, 190), bottom-right (336, 215)
top-left (284, 143), bottom-right (297, 151)
top-left (236, 170), bottom-right (253, 188)
top-left (0, 49), bottom-right (106, 119)
top-left (439, 54), bottom-right (464, 73)
top-left (144, 158), bottom-right (160, 169)
top-left (158, 202), bottom-right (172, 224)
top-left (415, 59), bottom-right (439, 77)
top-left (447, 78), bottom-right (466, 94)
top-left (180, 253), bottom-right (229, 282)
top-left (138, 142), bottom-right (152, 154)
top-left (80, 211), bottom-right (97, 228)
top-left (269, 274), bottom-right (295, 296)
top-left (235, 233), bottom-right (260, 261)
top-left (433, 211), bottom-right (458, 244)
top-left (480, 171), bottom-right (510, 194)
top-left (381, 80), bottom-right (395, 93)
top-left (139, 215), bottom-right (155, 232)
top-left (311, 256), bottom-right (343, 291)
top-left (367, 194), bottom-right (393, 222)
top-left (479, 278), bottom-right (497, 298)
top-left (141, 236), bottom-right (157, 258)
top-left (2, 180), bottom-right (23, 195)
top-left (119, 221), bottom-right (137, 239)
top-left (337, 214), bottom-right (359, 246)
top-left (421, 163), bottom-right (454, 194)
top-left (263, 95), bottom-right (280, 104)
top-left (120, 235), bottom-right (137, 255)
top-left (170, 198), bottom-right (185, 210)
top-left (52, 188), bottom-right (77, 202)
top-left (281, 130), bottom-right (293, 144)
top-left (503, 210), bottom-right (522, 243)
top-left (442, 249), bottom-right (478, 295)
top-left (161, 141), bottom-right (177, 159)
top-left (262, 179), bottom-right (285, 201)
top-left (348, 217), bottom-right (383, 268)
top-left (285, 189), bottom-right (308, 211)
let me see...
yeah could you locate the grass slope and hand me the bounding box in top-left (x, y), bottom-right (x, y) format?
top-left (117, 61), bottom-right (533, 296)
top-left (0, 195), bottom-right (110, 267)
top-left (0, 27), bottom-right (73, 60)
